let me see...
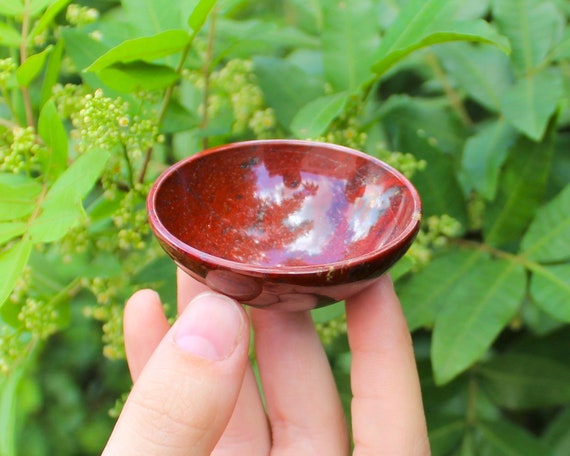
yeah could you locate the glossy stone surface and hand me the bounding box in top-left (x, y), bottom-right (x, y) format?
top-left (148, 140), bottom-right (421, 310)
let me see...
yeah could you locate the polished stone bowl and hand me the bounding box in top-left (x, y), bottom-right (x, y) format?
top-left (147, 140), bottom-right (421, 311)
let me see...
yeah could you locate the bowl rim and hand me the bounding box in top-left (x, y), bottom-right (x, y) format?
top-left (147, 139), bottom-right (422, 277)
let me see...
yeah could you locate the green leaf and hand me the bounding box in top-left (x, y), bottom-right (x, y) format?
top-left (86, 30), bottom-right (190, 73)
top-left (0, 22), bottom-right (21, 47)
top-left (0, 361), bottom-right (27, 456)
top-left (29, 0), bottom-right (72, 41)
top-left (0, 222), bottom-right (27, 244)
top-left (16, 45), bottom-right (52, 87)
top-left (29, 199), bottom-right (85, 243)
top-left (0, 240), bottom-right (32, 307)
top-left (27, 0), bottom-right (54, 17)
top-left (520, 298), bottom-right (564, 336)
top-left (428, 414), bottom-right (465, 456)
top-left (399, 249), bottom-right (482, 331)
top-left (530, 264), bottom-right (570, 322)
top-left (551, 28), bottom-right (570, 61)
top-left (493, 0), bottom-right (564, 74)
top-left (320, 0), bottom-right (380, 91)
top-left (510, 328), bottom-right (570, 365)
top-left (458, 431), bottom-right (477, 456)
top-left (29, 149), bottom-right (110, 242)
top-left (461, 119), bottom-right (516, 200)
top-left (162, 98), bottom-right (200, 134)
top-left (61, 28), bottom-right (114, 90)
top-left (478, 354), bottom-right (570, 409)
top-left (408, 135), bottom-right (467, 223)
top-left (378, 96), bottom-right (468, 224)
top-left (456, 0), bottom-right (491, 20)
top-left (390, 254), bottom-right (415, 282)
top-left (542, 408), bottom-right (570, 456)
top-left (121, 0), bottom-right (182, 36)
top-left (60, 29), bottom-right (104, 71)
top-left (0, 174), bottom-right (43, 222)
top-left (132, 254), bottom-right (177, 306)
top-left (372, 0), bottom-right (510, 77)
top-left (436, 43), bottom-right (513, 112)
top-left (501, 69), bottom-right (563, 141)
top-left (213, 18), bottom-right (318, 63)
top-left (521, 184), bottom-right (570, 262)
top-left (188, 0), bottom-right (217, 33)
top-left (311, 299), bottom-right (344, 324)
top-left (98, 61), bottom-right (180, 92)
top-left (484, 124), bottom-right (555, 248)
top-left (43, 149), bottom-right (110, 203)
top-left (38, 100), bottom-right (68, 180)
top-left (290, 91), bottom-right (348, 139)
top-left (432, 255), bottom-right (525, 384)
top-left (478, 419), bottom-right (554, 455)
top-left (40, 39), bottom-right (64, 108)
top-left (0, 0), bottom-right (53, 17)
top-left (0, 1), bottom-right (21, 16)
top-left (254, 56), bottom-right (324, 128)
top-left (379, 95), bottom-right (468, 154)
top-left (373, 0), bottom-right (458, 70)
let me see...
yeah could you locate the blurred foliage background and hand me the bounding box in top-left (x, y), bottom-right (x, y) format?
top-left (1, 0), bottom-right (570, 454)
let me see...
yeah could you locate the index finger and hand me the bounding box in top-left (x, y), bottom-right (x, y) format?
top-left (345, 275), bottom-right (430, 455)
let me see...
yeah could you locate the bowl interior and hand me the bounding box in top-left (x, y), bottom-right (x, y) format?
top-left (152, 142), bottom-right (419, 268)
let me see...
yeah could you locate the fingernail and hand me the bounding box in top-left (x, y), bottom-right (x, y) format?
top-left (174, 293), bottom-right (244, 361)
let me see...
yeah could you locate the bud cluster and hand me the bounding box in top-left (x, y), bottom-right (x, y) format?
top-left (0, 126), bottom-right (44, 173)
top-left (407, 214), bottom-right (463, 269)
top-left (0, 57), bottom-right (16, 85)
top-left (66, 4), bottom-right (100, 26)
top-left (189, 59), bottom-right (276, 138)
top-left (316, 313), bottom-right (347, 346)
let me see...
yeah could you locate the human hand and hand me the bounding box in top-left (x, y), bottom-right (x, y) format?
top-left (103, 270), bottom-right (429, 455)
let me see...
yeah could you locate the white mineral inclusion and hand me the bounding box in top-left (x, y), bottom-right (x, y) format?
top-left (347, 184), bottom-right (399, 244)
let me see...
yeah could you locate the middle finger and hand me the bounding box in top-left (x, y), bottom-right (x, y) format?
top-left (250, 307), bottom-right (349, 455)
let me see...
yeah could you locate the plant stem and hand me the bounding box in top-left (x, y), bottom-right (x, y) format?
top-left (121, 145), bottom-right (135, 189)
top-left (425, 53), bottom-right (473, 127)
top-left (451, 238), bottom-right (551, 275)
top-left (49, 277), bottom-right (82, 307)
top-left (138, 33), bottom-right (197, 183)
top-left (201, 9), bottom-right (218, 151)
top-left (20, 0), bottom-right (35, 128)
top-left (466, 369), bottom-right (478, 427)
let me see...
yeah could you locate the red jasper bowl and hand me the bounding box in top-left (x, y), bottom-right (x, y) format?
top-left (148, 140), bottom-right (421, 311)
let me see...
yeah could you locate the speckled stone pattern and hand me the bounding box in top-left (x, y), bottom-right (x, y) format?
top-left (148, 140), bottom-right (421, 310)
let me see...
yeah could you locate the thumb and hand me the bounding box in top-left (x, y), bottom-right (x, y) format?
top-left (103, 292), bottom-right (250, 456)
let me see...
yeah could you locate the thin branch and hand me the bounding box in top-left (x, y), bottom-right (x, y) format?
top-left (138, 40), bottom-right (194, 184)
top-left (425, 53), bottom-right (473, 128)
top-left (20, 0), bottom-right (35, 128)
top-left (201, 9), bottom-right (218, 151)
top-left (450, 238), bottom-right (552, 274)
top-left (120, 145), bottom-right (135, 189)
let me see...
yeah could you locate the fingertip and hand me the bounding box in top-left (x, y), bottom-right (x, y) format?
top-left (124, 289), bottom-right (170, 381)
top-left (125, 289), bottom-right (161, 313)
